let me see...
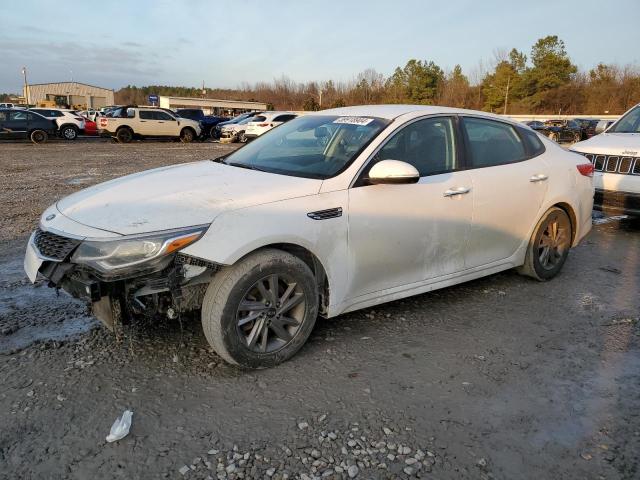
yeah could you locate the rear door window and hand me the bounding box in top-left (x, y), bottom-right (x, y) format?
top-left (520, 129), bottom-right (546, 157)
top-left (139, 110), bottom-right (154, 120)
top-left (462, 117), bottom-right (527, 168)
top-left (155, 111), bottom-right (174, 121)
top-left (10, 111), bottom-right (28, 121)
top-left (251, 116), bottom-right (267, 123)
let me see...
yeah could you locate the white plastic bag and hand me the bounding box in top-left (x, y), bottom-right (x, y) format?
top-left (106, 409), bottom-right (133, 443)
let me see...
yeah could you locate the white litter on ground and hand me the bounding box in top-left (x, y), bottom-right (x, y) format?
top-left (106, 409), bottom-right (133, 443)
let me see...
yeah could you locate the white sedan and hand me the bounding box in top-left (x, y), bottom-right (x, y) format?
top-left (25, 105), bottom-right (594, 368)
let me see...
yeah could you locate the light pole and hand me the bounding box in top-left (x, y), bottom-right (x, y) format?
top-left (22, 67), bottom-right (29, 105)
top-left (503, 75), bottom-right (510, 115)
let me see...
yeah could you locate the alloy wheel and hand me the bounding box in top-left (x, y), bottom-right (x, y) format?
top-left (236, 273), bottom-right (305, 353)
top-left (537, 213), bottom-right (570, 270)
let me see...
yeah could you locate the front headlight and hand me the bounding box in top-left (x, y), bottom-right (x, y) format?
top-left (71, 226), bottom-right (206, 273)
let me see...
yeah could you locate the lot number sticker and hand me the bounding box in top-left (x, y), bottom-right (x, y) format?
top-left (333, 117), bottom-right (374, 126)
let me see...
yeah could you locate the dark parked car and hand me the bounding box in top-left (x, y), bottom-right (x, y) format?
top-left (175, 109), bottom-right (228, 139)
top-left (595, 119), bottom-right (616, 135)
top-left (525, 120), bottom-right (545, 130)
top-left (572, 118), bottom-right (600, 140)
top-left (532, 119), bottom-right (582, 143)
top-left (0, 108), bottom-right (56, 143)
top-left (213, 111), bottom-right (263, 139)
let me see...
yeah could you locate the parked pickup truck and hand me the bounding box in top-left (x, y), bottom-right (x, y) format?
top-left (98, 106), bottom-right (201, 143)
top-left (175, 109), bottom-right (228, 139)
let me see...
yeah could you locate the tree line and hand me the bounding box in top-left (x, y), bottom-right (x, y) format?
top-left (113, 35), bottom-right (640, 114)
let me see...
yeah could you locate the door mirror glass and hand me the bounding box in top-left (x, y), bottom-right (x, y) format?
top-left (367, 160), bottom-right (420, 185)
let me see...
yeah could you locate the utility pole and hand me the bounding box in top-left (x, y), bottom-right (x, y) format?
top-left (22, 67), bottom-right (29, 105)
top-left (318, 87), bottom-right (323, 108)
top-left (503, 75), bottom-right (510, 115)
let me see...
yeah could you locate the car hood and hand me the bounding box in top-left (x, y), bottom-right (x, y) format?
top-left (571, 132), bottom-right (640, 155)
top-left (56, 161), bottom-right (322, 236)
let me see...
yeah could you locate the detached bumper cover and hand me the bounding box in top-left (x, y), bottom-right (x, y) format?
top-left (594, 189), bottom-right (640, 216)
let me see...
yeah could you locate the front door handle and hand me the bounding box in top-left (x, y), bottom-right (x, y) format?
top-left (530, 174), bottom-right (548, 182)
top-left (443, 186), bottom-right (471, 197)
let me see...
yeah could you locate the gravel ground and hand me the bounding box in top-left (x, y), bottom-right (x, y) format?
top-left (1, 140), bottom-right (639, 479)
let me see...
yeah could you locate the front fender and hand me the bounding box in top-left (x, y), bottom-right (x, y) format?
top-left (181, 191), bottom-right (350, 308)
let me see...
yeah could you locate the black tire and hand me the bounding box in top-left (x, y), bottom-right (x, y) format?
top-left (180, 128), bottom-right (195, 143)
top-left (573, 132), bottom-right (581, 143)
top-left (60, 125), bottom-right (78, 140)
top-left (116, 127), bottom-right (133, 143)
top-left (201, 249), bottom-right (319, 368)
top-left (518, 207), bottom-right (572, 281)
top-left (30, 130), bottom-right (48, 144)
top-left (548, 132), bottom-right (559, 142)
top-left (238, 131), bottom-right (247, 143)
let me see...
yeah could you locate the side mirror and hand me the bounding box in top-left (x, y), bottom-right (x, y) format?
top-left (367, 159), bottom-right (420, 185)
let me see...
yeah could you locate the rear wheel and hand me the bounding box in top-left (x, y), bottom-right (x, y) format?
top-left (60, 125), bottom-right (78, 140)
top-left (116, 127), bottom-right (133, 143)
top-left (201, 249), bottom-right (319, 368)
top-left (573, 132), bottom-right (581, 143)
top-left (30, 130), bottom-right (48, 144)
top-left (180, 128), bottom-right (195, 143)
top-left (518, 207), bottom-right (572, 281)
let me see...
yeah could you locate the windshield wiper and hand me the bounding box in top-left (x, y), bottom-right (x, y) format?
top-left (226, 162), bottom-right (268, 172)
top-left (212, 156), bottom-right (228, 164)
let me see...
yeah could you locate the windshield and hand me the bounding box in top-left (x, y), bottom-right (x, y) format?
top-left (221, 115), bottom-right (390, 179)
top-left (610, 105), bottom-right (640, 133)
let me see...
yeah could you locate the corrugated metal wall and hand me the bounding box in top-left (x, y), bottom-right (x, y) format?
top-left (24, 82), bottom-right (114, 108)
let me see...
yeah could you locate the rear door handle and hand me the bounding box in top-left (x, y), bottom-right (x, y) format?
top-left (530, 174), bottom-right (548, 182)
top-left (443, 186), bottom-right (471, 197)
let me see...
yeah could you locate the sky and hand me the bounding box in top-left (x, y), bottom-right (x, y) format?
top-left (1, 0), bottom-right (639, 93)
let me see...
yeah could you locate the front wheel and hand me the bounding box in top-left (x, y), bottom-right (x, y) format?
top-left (238, 131), bottom-right (247, 143)
top-left (573, 132), bottom-right (581, 143)
top-left (180, 128), bottom-right (195, 143)
top-left (30, 129), bottom-right (48, 144)
top-left (548, 132), bottom-right (559, 142)
top-left (60, 125), bottom-right (78, 140)
top-left (201, 249), bottom-right (319, 368)
top-left (518, 207), bottom-right (572, 281)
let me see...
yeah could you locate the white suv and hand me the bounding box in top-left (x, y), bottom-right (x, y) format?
top-left (30, 108), bottom-right (86, 140)
top-left (244, 111), bottom-right (297, 140)
top-left (571, 103), bottom-right (640, 217)
top-left (97, 106), bottom-right (201, 143)
top-left (25, 105), bottom-right (593, 368)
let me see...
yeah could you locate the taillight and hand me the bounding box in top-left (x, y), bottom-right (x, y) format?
top-left (577, 163), bottom-right (594, 177)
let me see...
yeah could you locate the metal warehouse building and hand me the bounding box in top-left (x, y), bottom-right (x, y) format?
top-left (159, 96), bottom-right (267, 116)
top-left (24, 82), bottom-right (115, 109)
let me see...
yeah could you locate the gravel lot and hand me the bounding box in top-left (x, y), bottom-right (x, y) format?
top-left (0, 140), bottom-right (639, 479)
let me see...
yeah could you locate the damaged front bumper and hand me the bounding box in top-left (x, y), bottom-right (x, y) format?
top-left (25, 229), bottom-right (220, 330)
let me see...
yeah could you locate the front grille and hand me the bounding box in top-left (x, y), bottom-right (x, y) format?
top-left (33, 228), bottom-right (80, 261)
top-left (579, 152), bottom-right (640, 176)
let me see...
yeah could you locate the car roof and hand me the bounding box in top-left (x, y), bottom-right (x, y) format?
top-left (256, 111), bottom-right (295, 117)
top-left (310, 104), bottom-right (509, 121)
